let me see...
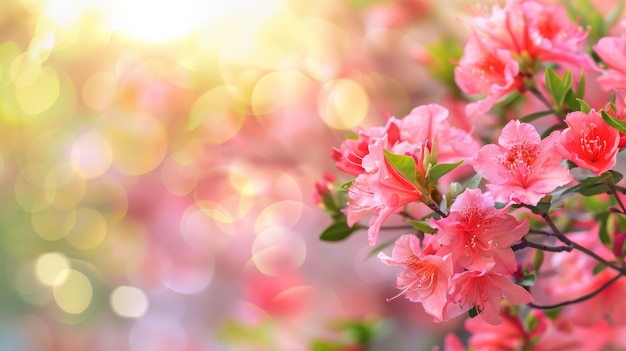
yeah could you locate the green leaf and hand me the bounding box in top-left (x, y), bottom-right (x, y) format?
top-left (577, 98), bottom-right (592, 114)
top-left (320, 220), bottom-right (362, 242)
top-left (466, 173), bottom-right (483, 189)
top-left (535, 201), bottom-right (552, 214)
top-left (561, 171), bottom-right (624, 197)
top-left (576, 69), bottom-right (586, 98)
top-left (429, 160), bottom-right (463, 183)
top-left (532, 248), bottom-right (544, 271)
top-left (597, 211), bottom-right (611, 246)
top-left (468, 306), bottom-right (479, 318)
top-left (544, 307), bottom-right (563, 320)
top-left (383, 149), bottom-right (417, 186)
top-left (593, 262), bottom-right (608, 275)
top-left (519, 110), bottom-right (553, 123)
top-left (518, 273), bottom-right (536, 287)
top-left (601, 109), bottom-right (626, 135)
top-left (409, 220), bottom-right (437, 234)
top-left (605, 0), bottom-right (625, 28)
top-left (545, 67), bottom-right (573, 108)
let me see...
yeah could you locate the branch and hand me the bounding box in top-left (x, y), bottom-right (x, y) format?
top-left (528, 273), bottom-right (623, 309)
top-left (512, 237), bottom-right (572, 252)
top-left (542, 214), bottom-right (626, 274)
top-left (606, 181), bottom-right (626, 214)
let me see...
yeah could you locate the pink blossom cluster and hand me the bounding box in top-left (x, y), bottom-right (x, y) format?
top-left (321, 0), bottom-right (626, 348)
top-left (332, 103), bottom-right (480, 245)
top-left (455, 0), bottom-right (596, 118)
top-left (378, 188), bottom-right (533, 325)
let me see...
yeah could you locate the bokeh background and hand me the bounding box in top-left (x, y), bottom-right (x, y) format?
top-left (3, 0), bottom-right (612, 350)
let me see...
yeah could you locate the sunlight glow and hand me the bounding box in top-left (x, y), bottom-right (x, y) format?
top-left (108, 0), bottom-right (207, 42)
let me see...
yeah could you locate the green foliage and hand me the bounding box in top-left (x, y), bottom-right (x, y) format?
top-left (384, 149), bottom-right (418, 186)
top-left (320, 217), bottom-right (363, 242)
top-left (468, 306), bottom-right (479, 318)
top-left (559, 170), bottom-right (624, 198)
top-left (597, 211), bottom-right (611, 246)
top-left (426, 36), bottom-right (465, 96)
top-left (577, 98), bottom-right (592, 114)
top-left (409, 220), bottom-right (437, 234)
top-left (601, 109), bottom-right (626, 135)
top-left (519, 110), bottom-right (553, 123)
top-left (545, 67), bottom-right (573, 109)
top-left (465, 173), bottom-right (483, 189)
top-left (429, 160), bottom-right (463, 183)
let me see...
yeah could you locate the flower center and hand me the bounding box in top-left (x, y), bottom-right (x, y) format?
top-left (502, 140), bottom-right (540, 185)
top-left (579, 123), bottom-right (607, 162)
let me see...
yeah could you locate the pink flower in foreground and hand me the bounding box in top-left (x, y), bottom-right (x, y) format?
top-left (556, 109), bottom-right (620, 175)
top-left (378, 234), bottom-right (452, 321)
top-left (594, 21), bottom-right (626, 91)
top-left (399, 104), bottom-right (481, 164)
top-left (331, 118), bottom-right (401, 176)
top-left (346, 136), bottom-right (427, 245)
top-left (431, 188), bottom-right (528, 274)
top-left (444, 268), bottom-right (534, 325)
top-left (454, 34), bottom-right (521, 118)
top-left (473, 120), bottom-right (573, 205)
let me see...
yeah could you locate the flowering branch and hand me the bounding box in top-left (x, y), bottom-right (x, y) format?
top-left (528, 273), bottom-right (623, 310)
top-left (542, 213), bottom-right (626, 274)
top-left (511, 237), bottom-right (572, 253)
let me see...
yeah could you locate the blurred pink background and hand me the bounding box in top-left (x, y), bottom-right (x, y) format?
top-left (0, 0), bottom-right (500, 350)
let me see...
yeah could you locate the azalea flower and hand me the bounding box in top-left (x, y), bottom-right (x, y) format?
top-left (378, 234), bottom-right (453, 322)
top-left (454, 34), bottom-right (522, 118)
top-left (473, 120), bottom-right (573, 205)
top-left (594, 21), bottom-right (626, 91)
top-left (431, 188), bottom-right (528, 274)
top-left (399, 103), bottom-right (481, 164)
top-left (556, 109), bottom-right (620, 175)
top-left (345, 135), bottom-right (427, 245)
top-left (331, 117), bottom-right (401, 176)
top-left (464, 0), bottom-right (594, 69)
top-left (444, 267), bottom-right (534, 325)
top-left (456, 0), bottom-right (595, 117)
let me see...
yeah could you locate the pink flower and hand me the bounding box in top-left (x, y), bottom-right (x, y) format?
top-left (444, 268), bottom-right (534, 325)
top-left (456, 0), bottom-right (596, 117)
top-left (400, 103), bottom-right (481, 164)
top-left (473, 120), bottom-right (573, 205)
top-left (378, 234), bottom-right (453, 322)
top-left (462, 308), bottom-right (581, 351)
top-left (454, 34), bottom-right (521, 118)
top-left (431, 188), bottom-right (528, 274)
top-left (594, 21), bottom-right (626, 91)
top-left (556, 109), bottom-right (620, 175)
top-left (464, 0), bottom-right (594, 69)
top-left (346, 136), bottom-right (427, 245)
top-left (331, 118), bottom-right (401, 176)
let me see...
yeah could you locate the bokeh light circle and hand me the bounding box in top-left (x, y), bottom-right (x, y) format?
top-left (71, 130), bottom-right (113, 179)
top-left (110, 286), bottom-right (149, 318)
top-left (187, 85), bottom-right (246, 144)
top-left (317, 78), bottom-right (369, 130)
top-left (251, 226), bottom-right (306, 276)
top-left (52, 269), bottom-right (93, 315)
top-left (35, 252), bottom-right (70, 286)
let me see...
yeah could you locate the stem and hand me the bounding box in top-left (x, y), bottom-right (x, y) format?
top-left (379, 225), bottom-right (414, 231)
top-left (529, 87), bottom-right (554, 112)
top-left (606, 181), bottom-right (626, 214)
top-left (542, 214), bottom-right (626, 274)
top-left (512, 237), bottom-right (572, 252)
top-left (527, 229), bottom-right (553, 236)
top-left (428, 202), bottom-right (448, 218)
top-left (528, 273), bottom-right (622, 309)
